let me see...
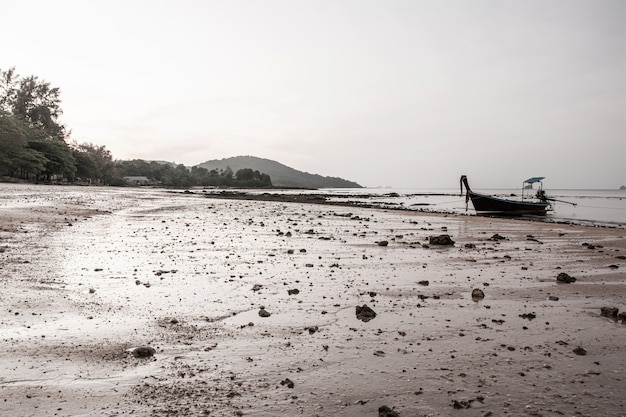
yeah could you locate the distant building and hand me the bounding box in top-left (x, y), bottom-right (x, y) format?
top-left (123, 176), bottom-right (151, 186)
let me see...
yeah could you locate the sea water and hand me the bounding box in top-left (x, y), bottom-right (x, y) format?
top-left (243, 187), bottom-right (626, 228)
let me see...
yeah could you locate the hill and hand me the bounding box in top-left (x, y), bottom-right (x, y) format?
top-left (196, 156), bottom-right (362, 188)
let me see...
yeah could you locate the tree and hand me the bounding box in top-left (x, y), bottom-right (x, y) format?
top-left (27, 136), bottom-right (76, 181)
top-left (0, 111), bottom-right (29, 176)
top-left (0, 67), bottom-right (67, 140)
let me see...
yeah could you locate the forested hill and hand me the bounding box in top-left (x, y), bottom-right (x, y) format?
top-left (196, 156), bottom-right (362, 188)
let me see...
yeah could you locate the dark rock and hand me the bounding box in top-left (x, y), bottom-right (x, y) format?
top-left (601, 307), bottom-right (619, 318)
top-left (258, 308), bottom-right (271, 318)
top-left (280, 378), bottom-right (294, 388)
top-left (519, 312), bottom-right (536, 320)
top-left (556, 272), bottom-right (576, 283)
top-left (489, 233), bottom-right (507, 241)
top-left (356, 304), bottom-right (377, 322)
top-left (573, 346), bottom-right (587, 356)
top-left (471, 288), bottom-right (485, 300)
top-left (378, 240), bottom-right (389, 247)
top-left (452, 399), bottom-right (472, 409)
top-left (252, 284), bottom-right (263, 292)
top-left (619, 312), bottom-right (626, 323)
top-left (307, 326), bottom-right (319, 334)
top-left (131, 346), bottom-right (156, 358)
top-left (287, 288), bottom-right (300, 295)
top-left (549, 295), bottom-right (560, 301)
top-left (418, 280), bottom-right (429, 286)
top-left (429, 234), bottom-right (455, 245)
top-left (378, 405), bottom-right (401, 417)
top-left (464, 243), bottom-right (476, 249)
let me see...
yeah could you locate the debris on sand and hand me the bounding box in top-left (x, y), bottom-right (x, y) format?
top-left (258, 307), bottom-right (271, 317)
top-left (573, 346), bottom-right (587, 356)
top-left (131, 346), bottom-right (156, 358)
top-left (428, 234), bottom-right (455, 246)
top-left (356, 304), bottom-right (377, 322)
top-left (556, 272), bottom-right (576, 283)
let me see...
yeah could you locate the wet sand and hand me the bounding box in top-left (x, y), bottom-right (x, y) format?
top-left (1, 184), bottom-right (625, 417)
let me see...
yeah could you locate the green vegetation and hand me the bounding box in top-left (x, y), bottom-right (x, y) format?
top-left (0, 67), bottom-right (272, 188)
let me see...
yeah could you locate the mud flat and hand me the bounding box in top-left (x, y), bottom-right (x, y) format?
top-left (1, 184), bottom-right (625, 417)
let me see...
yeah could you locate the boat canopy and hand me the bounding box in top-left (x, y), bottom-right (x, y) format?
top-left (524, 177), bottom-right (545, 184)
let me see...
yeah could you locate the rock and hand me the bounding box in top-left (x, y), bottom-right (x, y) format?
top-left (418, 280), bottom-right (429, 286)
top-left (287, 288), bottom-right (300, 295)
top-left (471, 288), bottom-right (485, 300)
top-left (573, 346), bottom-right (587, 356)
top-left (619, 312), bottom-right (626, 323)
top-left (549, 295), bottom-right (559, 301)
top-left (378, 240), bottom-right (389, 247)
top-left (258, 308), bottom-right (271, 318)
top-left (429, 234), bottom-right (455, 246)
top-left (307, 326), bottom-right (319, 334)
top-left (519, 312), bottom-right (536, 320)
top-left (464, 243), bottom-right (476, 249)
top-left (556, 272), bottom-right (576, 283)
top-left (252, 284), bottom-right (263, 292)
top-left (489, 233), bottom-right (507, 241)
top-left (356, 304), bottom-right (377, 322)
top-left (131, 346), bottom-right (156, 358)
top-left (378, 405), bottom-right (400, 417)
top-left (378, 405), bottom-right (401, 417)
top-left (280, 378), bottom-right (294, 388)
top-left (601, 307), bottom-right (619, 318)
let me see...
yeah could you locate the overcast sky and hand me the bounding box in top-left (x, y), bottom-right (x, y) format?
top-left (2, 0), bottom-right (624, 189)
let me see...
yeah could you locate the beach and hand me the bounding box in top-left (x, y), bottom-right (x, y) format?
top-left (1, 184), bottom-right (625, 417)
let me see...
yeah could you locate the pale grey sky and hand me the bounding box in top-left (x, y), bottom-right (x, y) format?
top-left (2, 0), bottom-right (624, 188)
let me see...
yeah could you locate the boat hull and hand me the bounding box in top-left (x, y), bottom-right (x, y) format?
top-left (468, 191), bottom-right (549, 215)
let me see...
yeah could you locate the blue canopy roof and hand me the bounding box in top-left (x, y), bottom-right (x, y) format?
top-left (524, 177), bottom-right (545, 184)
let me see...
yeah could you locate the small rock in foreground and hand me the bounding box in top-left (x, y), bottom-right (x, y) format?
top-left (471, 288), bottom-right (485, 300)
top-left (556, 272), bottom-right (576, 283)
top-left (378, 405), bottom-right (401, 417)
top-left (356, 304), bottom-right (377, 322)
top-left (131, 346), bottom-right (156, 358)
top-left (429, 234), bottom-right (455, 246)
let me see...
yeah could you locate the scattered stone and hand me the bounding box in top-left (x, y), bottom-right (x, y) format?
top-left (556, 272), bottom-right (576, 283)
top-left (429, 234), bottom-right (455, 246)
top-left (131, 346), bottom-right (156, 358)
top-left (378, 405), bottom-right (401, 417)
top-left (464, 243), bottom-right (476, 249)
top-left (519, 312), bottom-right (536, 320)
top-left (280, 378), bottom-right (294, 388)
top-left (489, 233), bottom-right (507, 241)
top-left (252, 284), bottom-right (263, 292)
top-left (452, 399), bottom-right (472, 409)
top-left (573, 346), bottom-right (587, 356)
top-left (608, 264), bottom-right (619, 269)
top-left (287, 288), bottom-right (300, 295)
top-left (307, 326), bottom-right (319, 334)
top-left (600, 307), bottom-right (619, 318)
top-left (258, 308), bottom-right (271, 318)
top-left (471, 288), bottom-right (485, 300)
top-left (549, 295), bottom-right (560, 301)
top-left (356, 304), bottom-right (377, 322)
top-left (378, 240), bottom-right (389, 246)
top-left (418, 280), bottom-right (429, 286)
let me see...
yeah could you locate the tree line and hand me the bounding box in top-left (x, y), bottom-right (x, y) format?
top-left (0, 67), bottom-right (272, 188)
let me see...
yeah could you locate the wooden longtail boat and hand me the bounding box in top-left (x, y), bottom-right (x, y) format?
top-left (460, 175), bottom-right (551, 215)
